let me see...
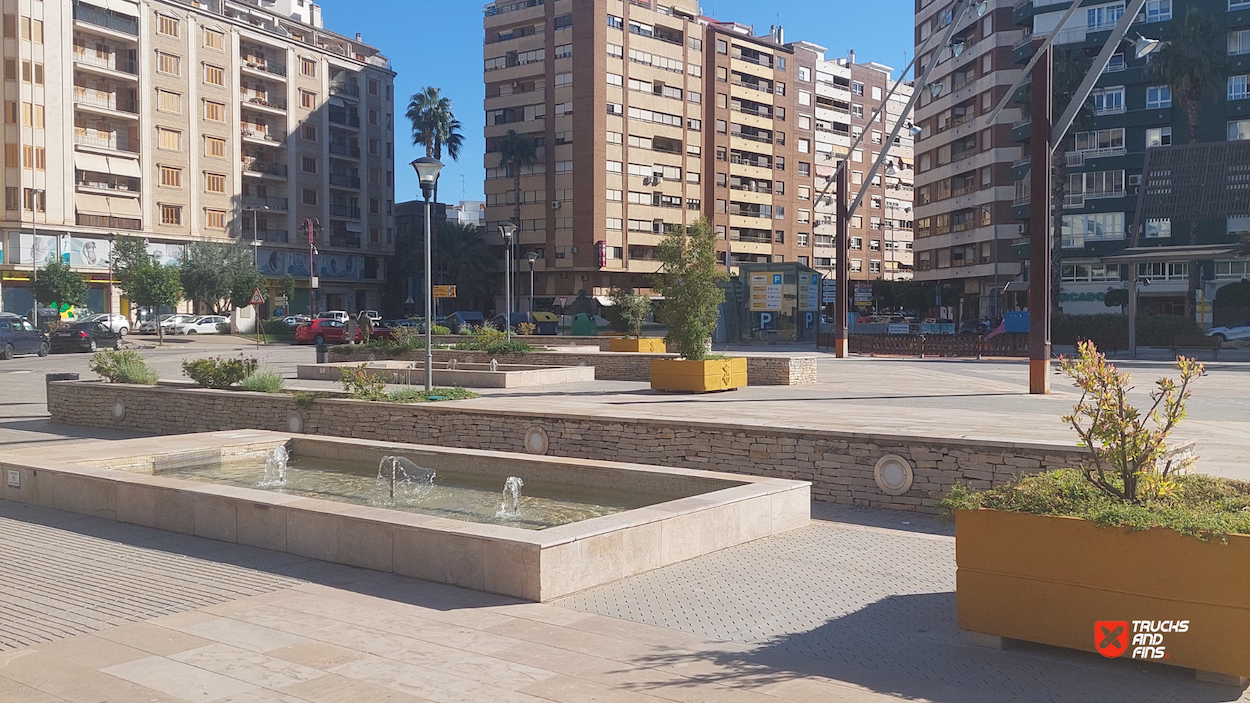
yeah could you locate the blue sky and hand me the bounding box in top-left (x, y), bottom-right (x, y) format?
top-left (319, 0), bottom-right (916, 205)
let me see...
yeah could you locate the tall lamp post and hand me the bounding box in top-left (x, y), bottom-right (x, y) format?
top-left (29, 188), bottom-right (45, 326)
top-left (498, 222), bottom-right (517, 342)
top-left (526, 252), bottom-right (537, 314)
top-left (411, 157), bottom-right (444, 394)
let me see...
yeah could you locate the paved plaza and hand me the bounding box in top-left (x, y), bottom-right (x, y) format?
top-left (1, 338), bottom-right (1248, 701)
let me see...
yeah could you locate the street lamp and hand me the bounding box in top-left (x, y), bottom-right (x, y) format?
top-left (411, 156), bottom-right (444, 394)
top-left (498, 222), bottom-right (517, 342)
top-left (526, 252), bottom-right (538, 314)
top-left (29, 188), bottom-right (45, 326)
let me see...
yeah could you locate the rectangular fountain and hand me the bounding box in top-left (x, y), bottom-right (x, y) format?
top-left (2, 432), bottom-right (810, 600)
top-left (296, 360), bottom-right (595, 388)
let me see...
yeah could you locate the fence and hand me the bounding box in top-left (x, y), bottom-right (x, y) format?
top-left (817, 333), bottom-right (1030, 358)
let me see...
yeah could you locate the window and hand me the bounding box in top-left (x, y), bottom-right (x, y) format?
top-left (1230, 120), bottom-right (1250, 141)
top-left (555, 44), bottom-right (572, 59)
top-left (160, 166), bottom-right (182, 188)
top-left (1143, 219), bottom-right (1172, 238)
top-left (1146, 85), bottom-right (1171, 108)
top-left (158, 90), bottom-right (181, 113)
top-left (798, 66), bottom-right (811, 82)
top-left (206, 210), bottom-right (226, 229)
top-left (1230, 75), bottom-right (1250, 101)
top-left (302, 58), bottom-right (317, 77)
top-left (1087, 4), bottom-right (1124, 30)
top-left (303, 124), bottom-right (317, 141)
top-left (851, 104), bottom-right (864, 118)
top-left (1092, 86), bottom-right (1125, 114)
top-left (607, 14), bottom-right (623, 29)
top-left (1062, 212), bottom-right (1125, 246)
top-left (157, 52), bottom-right (181, 76)
top-left (1232, 29), bottom-right (1250, 56)
top-left (2, 102), bottom-right (12, 124)
top-left (203, 100), bottom-right (225, 122)
top-left (1074, 128), bottom-right (1125, 152)
top-left (203, 28), bottom-right (224, 50)
top-left (158, 128), bottom-right (182, 151)
top-left (798, 139), bottom-right (810, 154)
top-left (205, 136), bottom-right (226, 158)
top-left (368, 139), bottom-right (380, 155)
top-left (852, 81), bottom-right (864, 96)
top-left (302, 156), bottom-right (317, 173)
top-left (850, 259), bottom-right (863, 272)
top-left (203, 64), bottom-right (224, 86)
top-left (302, 189), bottom-right (318, 206)
top-left (368, 79), bottom-right (379, 95)
top-left (158, 14), bottom-right (179, 37)
top-left (204, 173), bottom-right (226, 194)
top-left (776, 57), bottom-right (786, 71)
top-left (716, 39), bottom-right (727, 54)
top-left (23, 188), bottom-right (44, 212)
top-left (160, 205), bottom-right (182, 226)
top-left (1146, 126), bottom-right (1171, 147)
top-left (1143, 0), bottom-right (1171, 22)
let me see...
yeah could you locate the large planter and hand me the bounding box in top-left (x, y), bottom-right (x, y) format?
top-left (609, 337), bottom-right (667, 353)
top-left (957, 509), bottom-right (1250, 679)
top-left (650, 357), bottom-right (747, 392)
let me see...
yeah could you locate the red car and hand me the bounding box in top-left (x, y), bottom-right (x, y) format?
top-left (294, 319), bottom-right (351, 345)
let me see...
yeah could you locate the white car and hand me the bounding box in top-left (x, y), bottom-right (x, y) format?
top-left (174, 315), bottom-right (229, 335)
top-left (363, 310), bottom-right (381, 321)
top-left (1207, 324), bottom-right (1250, 344)
top-left (316, 310), bottom-right (348, 322)
top-left (138, 314), bottom-right (190, 334)
top-left (85, 313), bottom-right (129, 336)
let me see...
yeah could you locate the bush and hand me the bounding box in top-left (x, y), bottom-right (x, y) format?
top-left (182, 355), bottom-right (259, 389)
top-left (89, 350), bottom-right (159, 385)
top-left (339, 364), bottom-right (385, 401)
top-left (453, 326), bottom-right (534, 354)
top-left (516, 321), bottom-right (537, 336)
top-left (261, 318), bottom-right (293, 336)
top-left (216, 322), bottom-right (232, 334)
top-left (384, 386), bottom-right (480, 403)
top-left (1138, 315), bottom-right (1203, 346)
top-left (239, 371), bottom-right (284, 393)
top-left (430, 324), bottom-right (451, 336)
top-left (390, 325), bottom-right (426, 350)
top-left (1052, 313), bottom-right (1203, 349)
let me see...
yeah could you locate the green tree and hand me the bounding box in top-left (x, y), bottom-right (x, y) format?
top-left (180, 240), bottom-right (264, 315)
top-left (610, 287), bottom-right (652, 338)
top-left (32, 260), bottom-right (87, 319)
top-left (406, 86), bottom-right (464, 203)
top-left (110, 235), bottom-right (150, 287)
top-left (434, 220), bottom-right (497, 307)
top-left (1104, 288), bottom-right (1130, 312)
top-left (280, 274), bottom-right (297, 310)
top-left (497, 130), bottom-right (537, 229)
top-left (124, 257), bottom-right (183, 345)
top-left (652, 218), bottom-right (726, 360)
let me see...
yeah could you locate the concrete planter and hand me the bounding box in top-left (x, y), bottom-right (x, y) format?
top-left (957, 509), bottom-right (1250, 680)
top-left (608, 337), bottom-right (667, 353)
top-left (650, 358), bottom-right (747, 392)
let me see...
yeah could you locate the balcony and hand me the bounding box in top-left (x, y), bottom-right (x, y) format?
top-left (241, 127), bottom-right (285, 145)
top-left (73, 87), bottom-right (138, 116)
top-left (730, 183), bottom-right (772, 195)
top-left (329, 142), bottom-right (360, 159)
top-left (329, 82), bottom-right (360, 98)
top-left (1063, 193), bottom-right (1085, 209)
top-left (328, 109), bottom-right (360, 129)
top-left (330, 203), bottom-right (362, 219)
top-left (252, 229), bottom-right (289, 243)
top-left (75, 176), bottom-right (138, 195)
top-left (242, 160), bottom-right (288, 178)
top-left (731, 131), bottom-right (773, 145)
top-left (73, 2), bottom-right (138, 36)
top-left (242, 196), bottom-right (289, 211)
top-left (733, 53), bottom-right (773, 69)
top-left (72, 51), bottom-right (137, 77)
top-left (734, 105), bottom-right (773, 119)
top-left (329, 233), bottom-right (362, 249)
top-left (243, 94), bottom-right (288, 112)
top-left (732, 80), bottom-right (772, 95)
top-left (74, 130), bottom-right (136, 154)
top-left (484, 0), bottom-right (544, 17)
top-left (329, 173), bottom-right (361, 189)
top-left (240, 58), bottom-right (287, 79)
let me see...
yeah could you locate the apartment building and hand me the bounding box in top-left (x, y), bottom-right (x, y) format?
top-left (1016, 0), bottom-right (1250, 322)
top-left (482, 0), bottom-right (911, 303)
top-left (912, 0), bottom-right (1025, 320)
top-left (0, 0), bottom-right (394, 318)
top-left (810, 56), bottom-right (916, 281)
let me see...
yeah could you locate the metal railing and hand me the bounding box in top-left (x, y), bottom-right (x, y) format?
top-left (73, 88), bottom-right (137, 114)
top-left (72, 51), bottom-right (137, 75)
top-left (330, 203), bottom-right (361, 218)
top-left (729, 155), bottom-right (771, 168)
top-left (76, 178), bottom-right (136, 192)
top-left (328, 109), bottom-right (360, 128)
top-left (329, 142), bottom-right (360, 158)
top-left (240, 127), bottom-right (285, 143)
top-left (73, 2), bottom-right (138, 35)
top-left (732, 80), bottom-right (772, 94)
top-left (733, 53), bottom-right (772, 68)
top-left (74, 131), bottom-right (136, 152)
top-left (734, 105), bottom-right (773, 119)
top-left (243, 196), bottom-right (288, 210)
top-left (329, 173), bottom-right (361, 188)
top-left (329, 234), bottom-right (362, 248)
top-left (244, 95), bottom-right (287, 111)
top-left (730, 131), bottom-right (773, 145)
top-left (242, 160), bottom-right (288, 177)
top-left (329, 82), bottom-right (360, 98)
top-left (484, 0), bottom-right (543, 16)
top-left (241, 59), bottom-right (287, 77)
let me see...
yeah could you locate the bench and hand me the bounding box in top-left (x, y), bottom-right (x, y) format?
top-left (1169, 335), bottom-right (1221, 360)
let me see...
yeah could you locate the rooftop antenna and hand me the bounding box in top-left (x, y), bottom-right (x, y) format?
top-left (461, 174), bottom-right (466, 202)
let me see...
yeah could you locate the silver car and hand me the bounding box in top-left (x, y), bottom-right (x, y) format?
top-left (1206, 324), bottom-right (1250, 344)
top-left (85, 313), bottom-right (130, 336)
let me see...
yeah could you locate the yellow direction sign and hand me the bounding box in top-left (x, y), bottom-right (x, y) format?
top-left (432, 285), bottom-right (457, 299)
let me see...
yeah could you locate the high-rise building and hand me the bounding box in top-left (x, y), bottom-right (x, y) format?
top-left (0, 0), bottom-right (395, 319)
top-left (481, 0), bottom-right (914, 306)
top-left (911, 0), bottom-right (1024, 320)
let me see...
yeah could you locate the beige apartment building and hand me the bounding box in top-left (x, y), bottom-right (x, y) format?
top-left (0, 0), bottom-right (395, 319)
top-left (482, 0), bottom-right (913, 303)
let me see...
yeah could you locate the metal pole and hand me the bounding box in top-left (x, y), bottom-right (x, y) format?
top-left (504, 233), bottom-right (512, 343)
top-left (529, 260), bottom-right (535, 313)
top-left (834, 167), bottom-right (850, 358)
top-left (1028, 51), bottom-right (1052, 395)
top-left (30, 218), bottom-right (38, 326)
top-left (1128, 270), bottom-right (1139, 357)
top-left (423, 191), bottom-right (434, 394)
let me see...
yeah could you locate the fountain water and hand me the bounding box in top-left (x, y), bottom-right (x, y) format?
top-left (496, 476), bottom-right (524, 519)
top-left (258, 445), bottom-right (289, 487)
top-left (490, 359), bottom-right (499, 372)
top-left (373, 455), bottom-right (436, 504)
top-left (447, 358), bottom-right (458, 370)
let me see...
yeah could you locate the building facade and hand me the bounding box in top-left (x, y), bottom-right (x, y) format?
top-left (0, 0), bottom-right (394, 319)
top-left (912, 0), bottom-right (1025, 321)
top-left (482, 0), bottom-right (915, 306)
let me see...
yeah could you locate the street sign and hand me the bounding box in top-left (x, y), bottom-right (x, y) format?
top-left (249, 288), bottom-right (265, 305)
top-left (854, 283), bottom-right (873, 303)
top-left (432, 285), bottom-right (457, 299)
top-left (556, 297), bottom-right (568, 307)
top-left (822, 279), bottom-right (837, 304)
top-left (273, 296), bottom-right (288, 306)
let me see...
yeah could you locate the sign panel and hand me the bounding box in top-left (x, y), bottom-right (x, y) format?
top-left (854, 283), bottom-right (874, 303)
top-left (249, 288), bottom-right (266, 305)
top-left (750, 272), bottom-right (783, 312)
top-left (800, 274), bottom-right (820, 311)
top-left (432, 285), bottom-right (457, 299)
top-left (822, 279), bottom-right (837, 304)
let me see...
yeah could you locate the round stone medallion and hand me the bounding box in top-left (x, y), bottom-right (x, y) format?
top-left (288, 414), bottom-right (304, 433)
top-left (111, 399), bottom-right (126, 421)
top-left (874, 454), bottom-right (914, 496)
top-left (524, 426), bottom-right (549, 455)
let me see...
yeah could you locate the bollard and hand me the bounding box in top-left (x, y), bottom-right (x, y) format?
top-left (315, 343), bottom-right (328, 364)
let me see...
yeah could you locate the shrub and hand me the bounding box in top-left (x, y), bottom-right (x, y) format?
top-left (385, 387), bottom-right (480, 403)
top-left (182, 355), bottom-right (259, 389)
top-left (339, 364), bottom-right (385, 401)
top-left (261, 318), bottom-right (293, 336)
top-left (292, 391), bottom-right (334, 410)
top-left (89, 349), bottom-right (159, 385)
top-left (216, 322), bottom-right (232, 334)
top-left (453, 326), bottom-right (534, 354)
top-left (653, 217), bottom-right (725, 360)
top-left (390, 325), bottom-right (426, 350)
top-left (430, 324), bottom-right (451, 336)
top-left (516, 321), bottom-right (537, 336)
top-left (239, 371), bottom-right (284, 393)
top-left (1138, 314), bottom-right (1203, 346)
top-left (610, 287), bottom-right (652, 338)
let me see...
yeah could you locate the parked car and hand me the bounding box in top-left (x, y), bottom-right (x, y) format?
top-left (362, 310), bottom-right (381, 322)
top-left (958, 319), bottom-right (992, 336)
top-left (0, 313), bottom-right (49, 359)
top-left (138, 314), bottom-right (184, 334)
top-left (174, 315), bottom-right (229, 335)
top-left (49, 321), bottom-right (123, 353)
top-left (316, 310), bottom-right (349, 322)
top-left (281, 315), bottom-right (311, 327)
top-left (294, 319), bottom-right (349, 345)
top-left (488, 312), bottom-right (536, 332)
top-left (446, 311), bottom-right (485, 333)
top-left (84, 313), bottom-right (130, 336)
top-left (370, 320), bottom-right (404, 341)
top-left (1206, 324), bottom-right (1250, 344)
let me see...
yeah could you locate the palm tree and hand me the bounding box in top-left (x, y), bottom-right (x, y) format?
top-left (496, 130), bottom-right (537, 228)
top-left (405, 86), bottom-right (464, 203)
top-left (1146, 8), bottom-right (1228, 145)
top-left (435, 221), bottom-right (498, 310)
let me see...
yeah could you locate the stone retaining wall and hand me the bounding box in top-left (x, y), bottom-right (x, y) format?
top-left (327, 348), bottom-right (817, 386)
top-left (48, 381), bottom-right (1084, 513)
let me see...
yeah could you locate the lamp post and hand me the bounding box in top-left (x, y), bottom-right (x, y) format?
top-left (498, 222), bottom-right (517, 342)
top-left (411, 157), bottom-right (444, 394)
top-left (29, 188), bottom-right (45, 326)
top-left (526, 252), bottom-right (537, 314)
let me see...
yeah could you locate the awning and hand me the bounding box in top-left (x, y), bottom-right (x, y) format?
top-left (75, 153), bottom-right (111, 175)
top-left (328, 97), bottom-right (348, 108)
top-left (1100, 243), bottom-right (1250, 264)
top-left (75, 194), bottom-right (112, 217)
top-left (106, 0), bottom-right (139, 16)
top-left (594, 296), bottom-right (613, 307)
top-left (344, 222), bottom-right (363, 232)
top-left (108, 157), bottom-right (141, 178)
top-left (108, 197), bottom-right (142, 218)
top-left (1002, 280), bottom-right (1029, 293)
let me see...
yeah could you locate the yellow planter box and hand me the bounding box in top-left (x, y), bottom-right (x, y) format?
top-left (650, 357), bottom-right (747, 392)
top-left (608, 338), bottom-right (667, 353)
top-left (957, 509), bottom-right (1250, 678)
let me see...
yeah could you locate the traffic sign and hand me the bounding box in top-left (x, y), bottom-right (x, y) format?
top-left (432, 285), bottom-right (457, 299)
top-left (249, 287), bottom-right (265, 305)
